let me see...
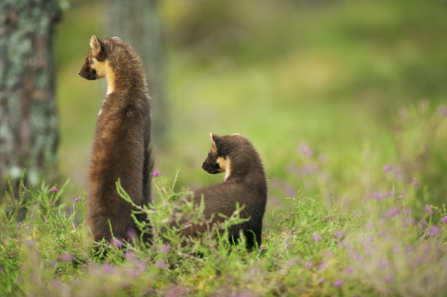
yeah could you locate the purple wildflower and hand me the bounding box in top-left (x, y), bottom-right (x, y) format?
top-left (59, 253), bottom-right (74, 263)
top-left (284, 185), bottom-right (297, 197)
top-left (126, 228), bottom-right (136, 240)
top-left (383, 207), bottom-right (400, 220)
top-left (158, 244), bottom-right (171, 254)
top-left (155, 260), bottom-right (166, 269)
top-left (136, 260), bottom-right (146, 271)
top-left (383, 164), bottom-right (394, 172)
top-left (103, 264), bottom-right (115, 273)
top-left (312, 233), bottom-right (321, 242)
top-left (407, 218), bottom-right (416, 224)
top-left (373, 192), bottom-right (389, 200)
top-left (164, 286), bottom-right (187, 297)
top-left (127, 269), bottom-right (139, 279)
top-left (74, 198), bottom-right (79, 203)
top-left (345, 266), bottom-right (354, 275)
top-left (397, 194), bottom-right (404, 200)
top-left (124, 250), bottom-right (137, 262)
top-left (51, 187), bottom-right (58, 193)
top-left (405, 245), bottom-right (413, 252)
top-left (333, 280), bottom-right (344, 288)
top-left (441, 216), bottom-right (447, 224)
top-left (16, 224), bottom-right (20, 229)
top-left (52, 280), bottom-right (61, 287)
top-left (429, 225), bottom-right (441, 237)
top-left (334, 230), bottom-right (345, 238)
top-left (380, 260), bottom-right (389, 268)
top-left (297, 163), bottom-right (319, 176)
top-left (438, 106), bottom-right (447, 117)
top-left (111, 238), bottom-right (123, 248)
top-left (298, 142), bottom-right (314, 158)
top-left (152, 171), bottom-right (162, 177)
top-left (304, 261), bottom-right (313, 269)
top-left (78, 195), bottom-right (82, 201)
top-left (413, 178), bottom-right (418, 186)
top-left (385, 275), bottom-right (395, 283)
top-left (425, 205), bottom-right (434, 216)
top-left (317, 261), bottom-right (326, 270)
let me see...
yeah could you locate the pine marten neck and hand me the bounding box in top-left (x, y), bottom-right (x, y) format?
top-left (103, 51), bottom-right (146, 97)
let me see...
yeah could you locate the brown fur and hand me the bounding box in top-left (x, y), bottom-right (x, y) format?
top-left (79, 36), bottom-right (153, 244)
top-left (178, 133), bottom-right (268, 250)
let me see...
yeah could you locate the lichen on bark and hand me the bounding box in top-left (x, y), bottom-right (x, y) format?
top-left (0, 0), bottom-right (62, 190)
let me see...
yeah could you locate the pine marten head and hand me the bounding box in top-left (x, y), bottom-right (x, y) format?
top-left (79, 35), bottom-right (122, 80)
top-left (202, 133), bottom-right (257, 181)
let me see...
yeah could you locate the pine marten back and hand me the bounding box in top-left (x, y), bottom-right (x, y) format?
top-left (79, 36), bottom-right (153, 244)
top-left (179, 133), bottom-right (268, 250)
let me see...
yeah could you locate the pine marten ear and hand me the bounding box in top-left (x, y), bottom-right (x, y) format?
top-left (210, 133), bottom-right (217, 148)
top-left (90, 35), bottom-right (101, 56)
top-left (111, 36), bottom-right (121, 42)
top-left (232, 133), bottom-right (240, 136)
top-left (210, 133), bottom-right (222, 153)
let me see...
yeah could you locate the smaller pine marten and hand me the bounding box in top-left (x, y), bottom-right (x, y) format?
top-left (178, 133), bottom-right (268, 250)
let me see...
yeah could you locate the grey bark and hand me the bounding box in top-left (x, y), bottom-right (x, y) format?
top-left (104, 0), bottom-right (166, 147)
top-left (0, 0), bottom-right (61, 190)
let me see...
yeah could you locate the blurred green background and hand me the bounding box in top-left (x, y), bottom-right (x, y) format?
top-left (56, 0), bottom-right (447, 209)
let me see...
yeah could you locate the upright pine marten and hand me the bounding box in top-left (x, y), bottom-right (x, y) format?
top-left (179, 133), bottom-right (268, 250)
top-left (79, 36), bottom-right (153, 244)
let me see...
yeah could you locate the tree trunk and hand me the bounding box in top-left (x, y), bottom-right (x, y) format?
top-left (0, 0), bottom-right (61, 191)
top-left (104, 0), bottom-right (166, 147)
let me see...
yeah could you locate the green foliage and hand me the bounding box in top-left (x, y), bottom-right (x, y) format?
top-left (1, 171), bottom-right (446, 296)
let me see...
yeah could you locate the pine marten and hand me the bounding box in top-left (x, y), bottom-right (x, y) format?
top-left (79, 36), bottom-right (153, 244)
top-left (178, 133), bottom-right (268, 250)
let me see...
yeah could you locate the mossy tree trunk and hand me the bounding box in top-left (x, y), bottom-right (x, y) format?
top-left (0, 0), bottom-right (62, 191)
top-left (104, 0), bottom-right (166, 147)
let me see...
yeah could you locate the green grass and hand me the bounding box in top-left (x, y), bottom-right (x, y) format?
top-left (0, 172), bottom-right (446, 296)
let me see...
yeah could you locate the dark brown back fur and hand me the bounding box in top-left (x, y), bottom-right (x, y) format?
top-left (179, 133), bottom-right (267, 250)
top-left (79, 36), bottom-right (153, 243)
